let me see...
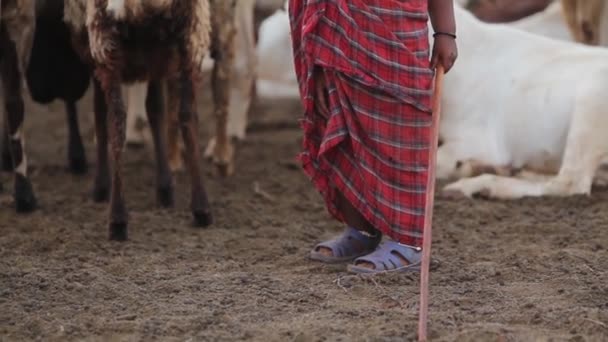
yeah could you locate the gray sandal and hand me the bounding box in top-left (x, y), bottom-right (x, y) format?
top-left (347, 240), bottom-right (422, 274)
top-left (309, 226), bottom-right (382, 264)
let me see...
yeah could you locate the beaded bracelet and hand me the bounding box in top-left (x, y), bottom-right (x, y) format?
top-left (433, 32), bottom-right (457, 39)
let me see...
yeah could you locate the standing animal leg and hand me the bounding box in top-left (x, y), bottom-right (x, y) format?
top-left (206, 0), bottom-right (236, 177)
top-left (1, 121), bottom-right (11, 172)
top-left (95, 77), bottom-right (129, 240)
top-left (65, 101), bottom-right (88, 174)
top-left (92, 79), bottom-right (111, 202)
top-left (0, 24), bottom-right (36, 212)
top-left (166, 78), bottom-right (184, 172)
top-left (176, 52), bottom-right (212, 227)
top-left (206, 0), bottom-right (256, 157)
top-left (125, 82), bottom-right (150, 148)
top-left (146, 80), bottom-right (174, 207)
top-left (102, 77), bottom-right (129, 240)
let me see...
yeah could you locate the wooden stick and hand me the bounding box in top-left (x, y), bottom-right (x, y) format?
top-left (417, 65), bottom-right (445, 342)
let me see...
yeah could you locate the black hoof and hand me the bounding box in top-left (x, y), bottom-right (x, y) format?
top-left (14, 174), bottom-right (37, 213)
top-left (15, 196), bottom-right (37, 213)
top-left (157, 186), bottom-right (175, 208)
top-left (92, 184), bottom-right (110, 203)
top-left (193, 211), bottom-right (213, 227)
top-left (68, 156), bottom-right (88, 175)
top-left (1, 155), bottom-right (13, 172)
top-left (109, 222), bottom-right (128, 241)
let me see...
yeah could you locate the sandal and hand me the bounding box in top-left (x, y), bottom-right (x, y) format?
top-left (347, 240), bottom-right (422, 274)
top-left (309, 226), bottom-right (382, 264)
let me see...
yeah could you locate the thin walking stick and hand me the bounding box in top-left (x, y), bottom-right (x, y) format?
top-left (417, 64), bottom-right (445, 342)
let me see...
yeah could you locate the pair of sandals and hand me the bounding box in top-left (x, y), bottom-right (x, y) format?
top-left (310, 226), bottom-right (422, 274)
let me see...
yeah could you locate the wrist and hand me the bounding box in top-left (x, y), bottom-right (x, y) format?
top-left (433, 31), bottom-right (456, 39)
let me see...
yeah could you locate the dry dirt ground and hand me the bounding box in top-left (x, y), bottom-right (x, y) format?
top-left (0, 81), bottom-right (607, 342)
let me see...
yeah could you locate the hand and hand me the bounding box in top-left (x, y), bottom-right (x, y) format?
top-left (430, 35), bottom-right (458, 73)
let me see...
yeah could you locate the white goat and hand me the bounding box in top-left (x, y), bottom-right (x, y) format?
top-left (509, 1), bottom-right (572, 40)
top-left (436, 4), bottom-right (608, 199)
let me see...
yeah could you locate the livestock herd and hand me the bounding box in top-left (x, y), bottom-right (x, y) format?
top-left (0, 0), bottom-right (606, 241)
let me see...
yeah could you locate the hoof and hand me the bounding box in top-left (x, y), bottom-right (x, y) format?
top-left (15, 195), bottom-right (37, 213)
top-left (109, 222), bottom-right (128, 241)
top-left (14, 175), bottom-right (37, 213)
top-left (68, 157), bottom-right (88, 175)
top-left (1, 158), bottom-right (13, 172)
top-left (442, 188), bottom-right (468, 200)
top-left (92, 185), bottom-right (110, 203)
top-left (193, 210), bottom-right (213, 227)
top-left (157, 186), bottom-right (175, 208)
top-left (215, 162), bottom-right (234, 178)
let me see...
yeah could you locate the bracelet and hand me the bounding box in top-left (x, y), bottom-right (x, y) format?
top-left (433, 32), bottom-right (457, 39)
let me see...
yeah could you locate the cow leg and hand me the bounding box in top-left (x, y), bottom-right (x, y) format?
top-left (65, 100), bottom-right (88, 174)
top-left (146, 80), bottom-right (174, 207)
top-left (176, 46), bottom-right (212, 227)
top-left (0, 24), bottom-right (36, 212)
top-left (92, 79), bottom-right (111, 202)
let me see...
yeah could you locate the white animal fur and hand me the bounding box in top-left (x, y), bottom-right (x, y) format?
top-left (509, 1), bottom-right (572, 41)
top-left (437, 4), bottom-right (608, 199)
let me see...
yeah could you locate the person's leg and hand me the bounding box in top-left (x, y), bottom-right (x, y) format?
top-left (313, 191), bottom-right (414, 270)
top-left (313, 190), bottom-right (381, 259)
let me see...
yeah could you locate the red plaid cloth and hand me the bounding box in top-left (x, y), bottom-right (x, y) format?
top-left (289, 0), bottom-right (434, 246)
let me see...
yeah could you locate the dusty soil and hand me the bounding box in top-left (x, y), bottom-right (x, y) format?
top-left (1, 81), bottom-right (607, 342)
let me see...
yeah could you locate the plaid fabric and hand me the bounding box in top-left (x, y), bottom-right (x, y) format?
top-left (289, 0), bottom-right (434, 246)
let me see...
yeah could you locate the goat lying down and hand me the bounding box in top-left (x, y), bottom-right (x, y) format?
top-left (436, 4), bottom-right (608, 199)
top-left (64, 0), bottom-right (214, 240)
